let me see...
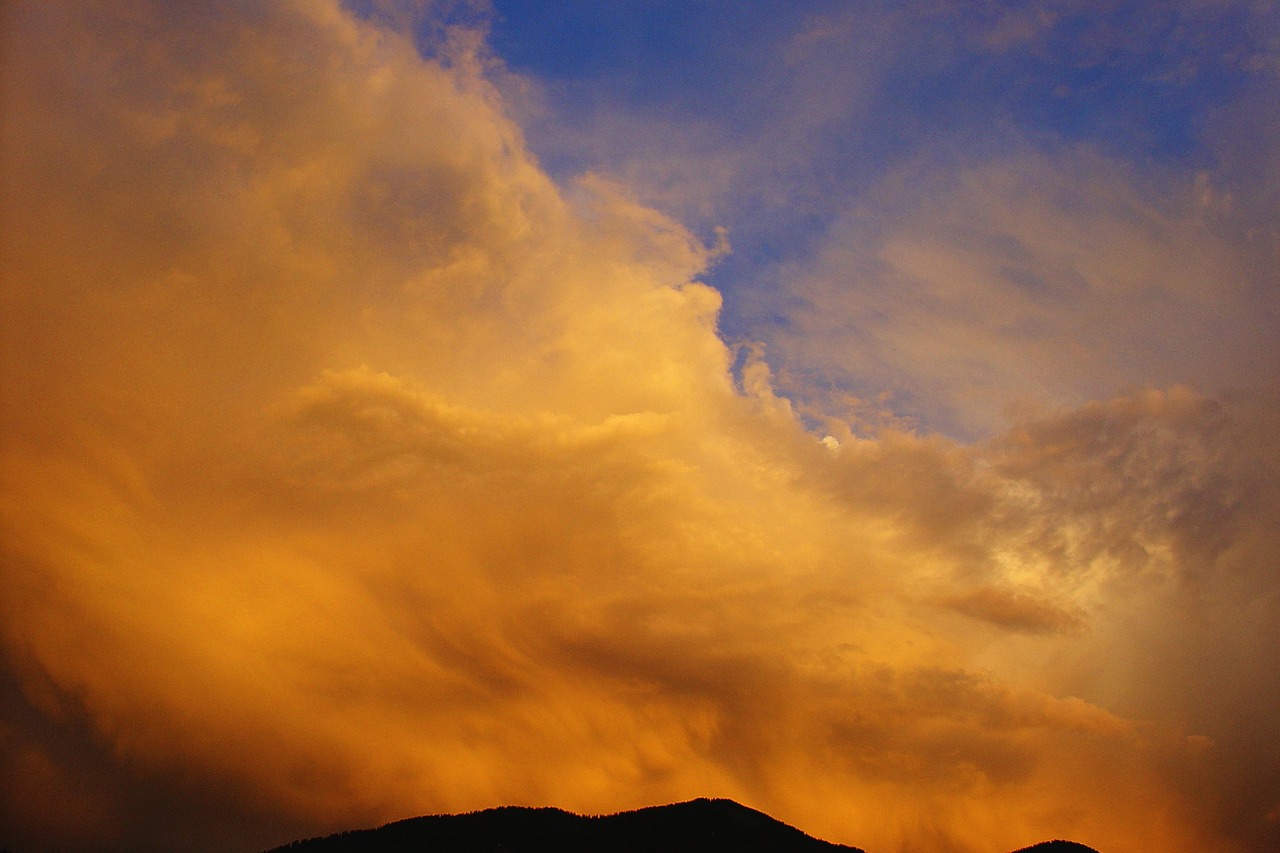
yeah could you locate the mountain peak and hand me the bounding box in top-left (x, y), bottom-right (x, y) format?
top-left (266, 798), bottom-right (863, 852)
top-left (266, 800), bottom-right (1103, 853)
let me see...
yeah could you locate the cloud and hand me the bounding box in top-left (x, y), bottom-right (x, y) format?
top-left (941, 586), bottom-right (1084, 635)
top-left (769, 148), bottom-right (1280, 436)
top-left (1, 3), bottom-right (1278, 853)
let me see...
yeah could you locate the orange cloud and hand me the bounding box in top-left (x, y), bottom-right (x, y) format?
top-left (1, 3), bottom-right (1277, 853)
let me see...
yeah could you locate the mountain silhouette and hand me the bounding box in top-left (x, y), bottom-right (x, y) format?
top-left (264, 798), bottom-right (1106, 853)
top-left (264, 798), bottom-right (864, 852)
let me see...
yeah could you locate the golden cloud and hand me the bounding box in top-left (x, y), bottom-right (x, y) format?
top-left (2, 3), bottom-right (1277, 853)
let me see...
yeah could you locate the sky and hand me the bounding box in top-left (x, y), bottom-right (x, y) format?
top-left (0, 2), bottom-right (1277, 852)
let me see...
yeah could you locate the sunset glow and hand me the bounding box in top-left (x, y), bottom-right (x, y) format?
top-left (2, 3), bottom-right (1278, 852)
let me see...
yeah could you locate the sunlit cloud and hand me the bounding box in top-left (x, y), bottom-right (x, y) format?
top-left (1, 3), bottom-right (1277, 853)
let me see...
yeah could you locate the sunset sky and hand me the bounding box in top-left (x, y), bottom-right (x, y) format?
top-left (2, 2), bottom-right (1278, 852)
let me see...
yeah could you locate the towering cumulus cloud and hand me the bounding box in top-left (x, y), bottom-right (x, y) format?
top-left (1, 3), bottom-right (1277, 852)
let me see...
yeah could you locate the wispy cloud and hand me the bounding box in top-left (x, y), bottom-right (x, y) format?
top-left (771, 148), bottom-right (1280, 436)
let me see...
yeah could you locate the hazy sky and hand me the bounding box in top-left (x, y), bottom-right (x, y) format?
top-left (1, 2), bottom-right (1277, 852)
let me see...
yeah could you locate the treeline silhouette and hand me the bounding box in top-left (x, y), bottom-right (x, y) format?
top-left (265, 798), bottom-right (864, 852)
top-left (265, 797), bottom-right (1106, 852)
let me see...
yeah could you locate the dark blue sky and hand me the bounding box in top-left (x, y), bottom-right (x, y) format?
top-left (485, 0), bottom-right (1257, 260)
top-left (488, 1), bottom-right (1250, 174)
top-left (477, 0), bottom-right (1277, 436)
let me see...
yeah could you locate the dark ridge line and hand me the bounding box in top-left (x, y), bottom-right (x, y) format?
top-left (264, 797), bottom-right (1103, 853)
top-left (264, 797), bottom-right (862, 852)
